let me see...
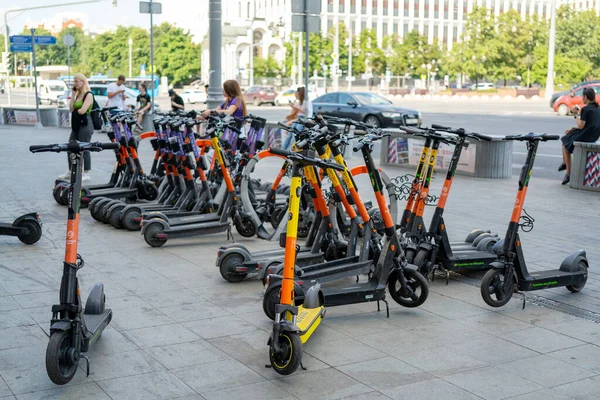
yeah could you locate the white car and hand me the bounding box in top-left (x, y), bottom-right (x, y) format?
top-left (90, 84), bottom-right (160, 111)
top-left (180, 89), bottom-right (207, 104)
top-left (470, 82), bottom-right (495, 91)
top-left (274, 86), bottom-right (317, 106)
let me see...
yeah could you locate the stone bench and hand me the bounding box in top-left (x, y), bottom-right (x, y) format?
top-left (263, 122), bottom-right (513, 179)
top-left (569, 141), bottom-right (600, 192)
top-left (0, 106), bottom-right (58, 127)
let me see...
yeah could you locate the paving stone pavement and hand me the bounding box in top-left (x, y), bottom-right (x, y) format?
top-left (0, 126), bottom-right (599, 400)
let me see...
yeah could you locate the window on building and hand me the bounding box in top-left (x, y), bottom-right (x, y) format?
top-left (433, 24), bottom-right (438, 39)
top-left (424, 23), bottom-right (429, 36)
top-left (394, 0), bottom-right (399, 16)
top-left (415, 0), bottom-right (420, 18)
top-left (384, 0), bottom-right (389, 15)
top-left (373, 0), bottom-right (378, 14)
top-left (328, 0), bottom-right (333, 12)
top-left (328, 18), bottom-right (333, 32)
top-left (361, 21), bottom-right (367, 31)
top-left (453, 26), bottom-right (458, 41)
top-left (362, 0), bottom-right (367, 13)
top-left (517, 3), bottom-right (522, 13)
top-left (394, 22), bottom-right (399, 34)
top-left (351, 0), bottom-right (357, 13)
top-left (443, 24), bottom-right (448, 44)
top-left (425, 4), bottom-right (429, 18)
top-left (404, 22), bottom-right (409, 36)
top-left (404, 0), bottom-right (409, 16)
top-left (340, 1), bottom-right (345, 12)
top-left (383, 22), bottom-right (388, 35)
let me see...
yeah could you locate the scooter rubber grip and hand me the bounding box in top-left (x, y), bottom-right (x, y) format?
top-left (29, 144), bottom-right (59, 152)
top-left (544, 134), bottom-right (560, 141)
top-left (278, 121), bottom-right (291, 129)
top-left (269, 147), bottom-right (291, 157)
top-left (325, 161), bottom-right (345, 172)
top-left (296, 139), bottom-right (308, 149)
top-left (431, 124), bottom-right (450, 130)
top-left (473, 132), bottom-right (493, 141)
top-left (99, 142), bottom-right (121, 150)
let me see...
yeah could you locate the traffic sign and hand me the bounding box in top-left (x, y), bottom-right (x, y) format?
top-left (9, 35), bottom-right (56, 45)
top-left (62, 34), bottom-right (75, 47)
top-left (292, 15), bottom-right (320, 33)
top-left (291, 0), bottom-right (321, 14)
top-left (140, 1), bottom-right (162, 14)
top-left (10, 43), bottom-right (33, 53)
top-left (10, 35), bottom-right (32, 44)
top-left (35, 36), bottom-right (57, 45)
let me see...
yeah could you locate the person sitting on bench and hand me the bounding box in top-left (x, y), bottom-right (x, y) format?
top-left (559, 87), bottom-right (600, 185)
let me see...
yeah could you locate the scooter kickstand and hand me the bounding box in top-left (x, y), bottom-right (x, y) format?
top-left (80, 355), bottom-right (90, 377)
top-left (445, 270), bottom-right (450, 286)
top-left (300, 362), bottom-right (307, 370)
top-left (382, 298), bottom-right (390, 318)
top-left (227, 227), bottom-right (235, 243)
top-left (519, 292), bottom-right (526, 310)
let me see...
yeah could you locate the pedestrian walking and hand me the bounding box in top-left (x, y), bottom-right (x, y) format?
top-left (107, 75), bottom-right (127, 112)
top-left (57, 73), bottom-right (95, 182)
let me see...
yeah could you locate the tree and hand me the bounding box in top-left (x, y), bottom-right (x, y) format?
top-left (254, 55), bottom-right (282, 77)
top-left (352, 29), bottom-right (386, 75)
top-left (154, 23), bottom-right (200, 85)
top-left (454, 6), bottom-right (496, 84)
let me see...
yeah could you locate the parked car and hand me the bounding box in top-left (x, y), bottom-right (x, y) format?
top-left (37, 80), bottom-right (68, 104)
top-left (274, 86), bottom-right (318, 106)
top-left (57, 89), bottom-right (71, 108)
top-left (243, 86), bottom-right (277, 106)
top-left (89, 84), bottom-right (160, 111)
top-left (312, 91), bottom-right (422, 128)
top-left (549, 80), bottom-right (600, 108)
top-left (180, 89), bottom-right (207, 104)
top-left (470, 82), bottom-right (495, 91)
top-left (553, 83), bottom-right (600, 116)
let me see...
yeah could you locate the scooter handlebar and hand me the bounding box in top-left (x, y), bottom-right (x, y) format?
top-left (431, 123), bottom-right (450, 130)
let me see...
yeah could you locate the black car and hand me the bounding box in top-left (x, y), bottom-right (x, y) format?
top-left (312, 92), bottom-right (421, 128)
top-left (550, 80), bottom-right (600, 107)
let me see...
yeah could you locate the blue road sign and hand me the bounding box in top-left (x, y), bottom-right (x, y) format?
top-left (10, 35), bottom-right (32, 44)
top-left (9, 35), bottom-right (57, 45)
top-left (10, 43), bottom-right (33, 53)
top-left (35, 36), bottom-right (57, 45)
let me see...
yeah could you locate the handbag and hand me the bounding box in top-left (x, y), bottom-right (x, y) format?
top-left (82, 91), bottom-right (103, 130)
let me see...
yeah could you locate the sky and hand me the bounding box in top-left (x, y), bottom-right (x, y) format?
top-left (0, 0), bottom-right (208, 42)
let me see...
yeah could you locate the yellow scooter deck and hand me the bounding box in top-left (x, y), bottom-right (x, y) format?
top-left (297, 305), bottom-right (325, 343)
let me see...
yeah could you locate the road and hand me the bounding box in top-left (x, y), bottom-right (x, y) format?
top-left (0, 93), bottom-right (572, 180)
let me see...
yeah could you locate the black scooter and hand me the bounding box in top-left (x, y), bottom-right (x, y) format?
top-left (0, 213), bottom-right (42, 244)
top-left (30, 140), bottom-right (117, 385)
top-left (480, 133), bottom-right (589, 308)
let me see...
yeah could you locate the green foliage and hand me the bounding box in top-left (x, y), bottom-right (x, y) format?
top-left (254, 55), bottom-right (283, 78)
top-left (6, 23), bottom-right (199, 86)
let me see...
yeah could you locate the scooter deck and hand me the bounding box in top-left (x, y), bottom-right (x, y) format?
top-left (162, 213), bottom-right (220, 226)
top-left (165, 220), bottom-right (230, 237)
top-left (297, 305), bottom-right (324, 343)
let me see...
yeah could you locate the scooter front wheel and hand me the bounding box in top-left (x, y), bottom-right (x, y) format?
top-left (263, 281), bottom-right (282, 320)
top-left (269, 332), bottom-right (302, 375)
top-left (480, 269), bottom-right (514, 307)
top-left (46, 330), bottom-right (78, 385)
top-left (388, 269), bottom-right (429, 308)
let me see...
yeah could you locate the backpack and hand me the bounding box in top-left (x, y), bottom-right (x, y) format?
top-left (83, 91), bottom-right (103, 130)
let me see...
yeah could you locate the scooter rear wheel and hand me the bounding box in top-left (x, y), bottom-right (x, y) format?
top-left (480, 269), bottom-right (514, 307)
top-left (122, 208), bottom-right (142, 231)
top-left (46, 330), bottom-right (78, 385)
top-left (269, 332), bottom-right (302, 375)
top-left (566, 261), bottom-right (588, 293)
top-left (219, 253), bottom-right (247, 283)
top-left (144, 223), bottom-right (167, 247)
top-left (17, 220), bottom-right (42, 245)
top-left (263, 282), bottom-right (282, 320)
top-left (388, 269), bottom-right (429, 308)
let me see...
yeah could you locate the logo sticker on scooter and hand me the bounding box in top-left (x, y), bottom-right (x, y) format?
top-left (67, 231), bottom-right (75, 239)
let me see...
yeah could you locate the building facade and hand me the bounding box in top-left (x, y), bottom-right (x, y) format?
top-left (199, 0), bottom-right (599, 82)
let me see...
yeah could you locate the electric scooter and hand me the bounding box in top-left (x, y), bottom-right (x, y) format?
top-left (0, 213), bottom-right (42, 244)
top-left (480, 132), bottom-right (589, 308)
top-left (30, 140), bottom-right (117, 385)
top-left (400, 125), bottom-right (501, 280)
top-left (263, 130), bottom-right (429, 321)
top-left (141, 113), bottom-right (258, 246)
top-left (266, 149), bottom-right (345, 375)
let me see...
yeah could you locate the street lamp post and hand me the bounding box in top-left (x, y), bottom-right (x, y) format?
top-left (3, 0), bottom-right (117, 105)
top-left (545, 0), bottom-right (557, 100)
top-left (128, 36), bottom-right (133, 78)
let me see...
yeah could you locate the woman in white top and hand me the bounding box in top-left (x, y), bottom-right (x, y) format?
top-left (282, 87), bottom-right (312, 150)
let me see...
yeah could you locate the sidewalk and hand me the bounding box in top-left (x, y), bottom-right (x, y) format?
top-left (0, 126), bottom-right (599, 400)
